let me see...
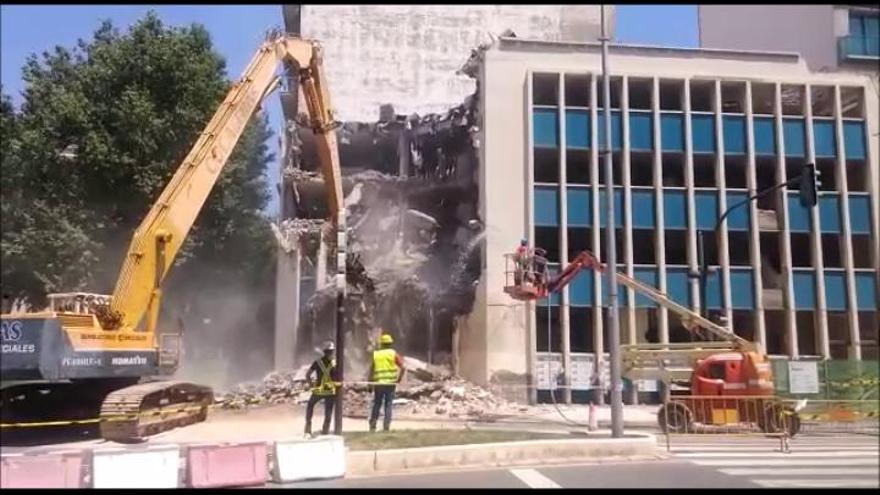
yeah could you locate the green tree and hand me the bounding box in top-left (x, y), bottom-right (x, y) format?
top-left (1, 11), bottom-right (276, 326)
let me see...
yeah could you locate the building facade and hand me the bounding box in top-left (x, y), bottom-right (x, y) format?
top-left (462, 38), bottom-right (879, 403)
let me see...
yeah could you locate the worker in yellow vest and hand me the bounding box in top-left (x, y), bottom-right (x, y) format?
top-left (304, 340), bottom-right (337, 437)
top-left (368, 332), bottom-right (405, 432)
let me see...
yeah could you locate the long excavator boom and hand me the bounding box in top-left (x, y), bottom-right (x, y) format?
top-left (107, 35), bottom-right (343, 334)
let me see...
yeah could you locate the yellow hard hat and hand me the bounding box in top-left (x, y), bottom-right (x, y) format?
top-left (379, 333), bottom-right (394, 345)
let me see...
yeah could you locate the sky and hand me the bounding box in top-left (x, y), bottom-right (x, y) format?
top-left (0, 4), bottom-right (699, 215)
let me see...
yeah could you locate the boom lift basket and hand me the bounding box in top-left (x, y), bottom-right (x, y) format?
top-left (502, 253), bottom-right (547, 301)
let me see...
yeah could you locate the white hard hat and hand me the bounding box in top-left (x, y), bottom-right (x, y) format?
top-left (323, 341), bottom-right (336, 352)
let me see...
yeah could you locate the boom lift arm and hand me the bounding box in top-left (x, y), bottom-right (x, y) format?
top-left (105, 35), bottom-right (344, 335)
top-left (505, 250), bottom-right (755, 352)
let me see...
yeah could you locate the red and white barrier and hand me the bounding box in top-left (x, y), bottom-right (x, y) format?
top-left (185, 442), bottom-right (267, 488)
top-left (272, 436), bottom-right (346, 483)
top-left (92, 444), bottom-right (180, 488)
top-left (0, 451), bottom-right (86, 488)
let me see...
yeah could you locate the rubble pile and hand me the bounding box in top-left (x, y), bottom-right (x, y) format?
top-left (215, 358), bottom-right (521, 421)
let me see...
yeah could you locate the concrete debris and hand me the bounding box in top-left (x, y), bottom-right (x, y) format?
top-left (217, 359), bottom-right (516, 422)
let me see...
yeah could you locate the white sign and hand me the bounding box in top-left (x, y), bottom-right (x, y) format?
top-left (788, 361), bottom-right (820, 394)
top-left (536, 353), bottom-right (563, 390)
top-left (570, 353), bottom-right (595, 390)
top-left (637, 380), bottom-right (658, 392)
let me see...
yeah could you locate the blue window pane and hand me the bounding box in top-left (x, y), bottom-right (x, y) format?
top-left (788, 193), bottom-right (812, 232)
top-left (570, 270), bottom-right (593, 307)
top-left (843, 121), bottom-right (866, 160)
top-left (725, 191), bottom-right (750, 231)
top-left (695, 191), bottom-right (719, 230)
top-left (666, 269), bottom-right (691, 307)
top-left (850, 14), bottom-right (866, 38)
top-left (706, 270), bottom-right (722, 309)
top-left (597, 110), bottom-right (623, 150)
top-left (754, 117), bottom-right (776, 155)
top-left (691, 114), bottom-right (716, 153)
top-left (812, 120), bottom-right (836, 158)
top-left (534, 109), bottom-right (558, 148)
top-left (793, 270), bottom-right (817, 310)
top-left (663, 190), bottom-right (687, 229)
top-left (819, 194), bottom-right (841, 233)
top-left (661, 113), bottom-right (684, 151)
top-left (730, 269), bottom-right (755, 310)
top-left (633, 268), bottom-right (658, 308)
top-left (849, 195), bottom-right (872, 234)
top-left (567, 188), bottom-right (592, 227)
top-left (722, 115), bottom-right (746, 155)
top-left (855, 271), bottom-right (877, 311)
top-left (566, 110), bottom-right (590, 149)
top-left (632, 190), bottom-right (655, 229)
top-left (630, 111), bottom-right (653, 151)
top-left (598, 189), bottom-right (624, 228)
top-left (783, 118), bottom-right (806, 157)
top-left (534, 186), bottom-right (559, 226)
top-left (824, 271), bottom-right (847, 311)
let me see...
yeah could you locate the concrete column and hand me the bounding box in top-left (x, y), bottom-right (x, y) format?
top-left (526, 71), bottom-right (538, 404)
top-left (274, 247), bottom-right (301, 370)
top-left (590, 73), bottom-right (605, 405)
top-left (713, 80), bottom-right (734, 330)
top-left (652, 77), bottom-right (670, 346)
top-left (803, 85), bottom-right (830, 358)
top-left (558, 72), bottom-right (573, 404)
top-left (772, 83), bottom-right (799, 358)
top-left (683, 79), bottom-right (700, 312)
top-left (620, 76), bottom-right (638, 405)
top-left (743, 82), bottom-right (768, 352)
top-left (832, 85), bottom-right (862, 360)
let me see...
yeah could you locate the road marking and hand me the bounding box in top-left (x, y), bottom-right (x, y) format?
top-left (675, 451), bottom-right (879, 458)
top-left (509, 468), bottom-right (561, 489)
top-left (754, 479), bottom-right (880, 488)
top-left (671, 445), bottom-right (880, 451)
top-left (719, 467), bottom-right (879, 476)
top-left (690, 458), bottom-right (879, 466)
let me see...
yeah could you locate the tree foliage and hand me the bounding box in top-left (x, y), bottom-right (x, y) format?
top-left (1, 12), bottom-right (276, 314)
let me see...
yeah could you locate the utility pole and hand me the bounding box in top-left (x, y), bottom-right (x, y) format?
top-left (600, 4), bottom-right (624, 438)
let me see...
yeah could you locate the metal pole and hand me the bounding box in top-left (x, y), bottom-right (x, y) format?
top-left (334, 222), bottom-right (346, 435)
top-left (600, 4), bottom-right (624, 438)
top-left (698, 230), bottom-right (708, 319)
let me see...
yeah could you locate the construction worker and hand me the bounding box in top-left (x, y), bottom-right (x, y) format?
top-left (304, 340), bottom-right (338, 437)
top-left (514, 238), bottom-right (530, 285)
top-left (368, 332), bottom-right (405, 432)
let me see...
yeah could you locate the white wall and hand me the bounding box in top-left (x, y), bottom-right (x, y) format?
top-left (300, 5), bottom-right (609, 122)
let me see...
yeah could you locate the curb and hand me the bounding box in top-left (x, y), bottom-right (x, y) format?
top-left (344, 433), bottom-right (658, 476)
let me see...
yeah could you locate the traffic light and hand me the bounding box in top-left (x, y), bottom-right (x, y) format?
top-left (798, 163), bottom-right (820, 208)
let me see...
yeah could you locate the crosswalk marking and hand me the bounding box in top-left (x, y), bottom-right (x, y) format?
top-left (719, 467), bottom-right (879, 476)
top-left (509, 468), bottom-right (561, 489)
top-left (691, 458), bottom-right (878, 466)
top-left (754, 479), bottom-right (880, 488)
top-left (675, 451), bottom-right (879, 458)
top-left (667, 436), bottom-right (879, 489)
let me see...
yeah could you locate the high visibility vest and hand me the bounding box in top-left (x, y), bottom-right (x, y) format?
top-left (371, 348), bottom-right (399, 384)
top-left (313, 358), bottom-right (336, 396)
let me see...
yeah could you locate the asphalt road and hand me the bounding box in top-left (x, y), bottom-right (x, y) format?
top-left (271, 434), bottom-right (880, 489)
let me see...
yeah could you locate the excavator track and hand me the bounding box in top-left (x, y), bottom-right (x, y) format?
top-left (99, 381), bottom-right (213, 443)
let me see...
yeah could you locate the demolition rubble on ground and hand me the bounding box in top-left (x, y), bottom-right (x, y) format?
top-left (216, 357), bottom-right (525, 420)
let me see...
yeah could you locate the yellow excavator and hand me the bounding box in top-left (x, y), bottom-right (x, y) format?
top-left (0, 34), bottom-right (345, 442)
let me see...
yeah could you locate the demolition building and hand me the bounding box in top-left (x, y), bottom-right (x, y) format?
top-left (273, 5), bottom-right (612, 375)
top-left (273, 5), bottom-right (879, 404)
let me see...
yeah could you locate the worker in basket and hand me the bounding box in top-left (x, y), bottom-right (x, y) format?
top-left (304, 340), bottom-right (338, 438)
top-left (532, 247), bottom-right (548, 287)
top-left (368, 332), bottom-right (405, 432)
top-left (514, 238), bottom-right (531, 286)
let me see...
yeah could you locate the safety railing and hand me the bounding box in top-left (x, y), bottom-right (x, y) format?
top-left (660, 395), bottom-right (879, 452)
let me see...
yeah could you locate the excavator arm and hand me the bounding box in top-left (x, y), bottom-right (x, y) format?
top-left (107, 35), bottom-right (344, 334)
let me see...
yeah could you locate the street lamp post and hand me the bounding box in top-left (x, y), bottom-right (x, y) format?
top-left (600, 4), bottom-right (624, 439)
